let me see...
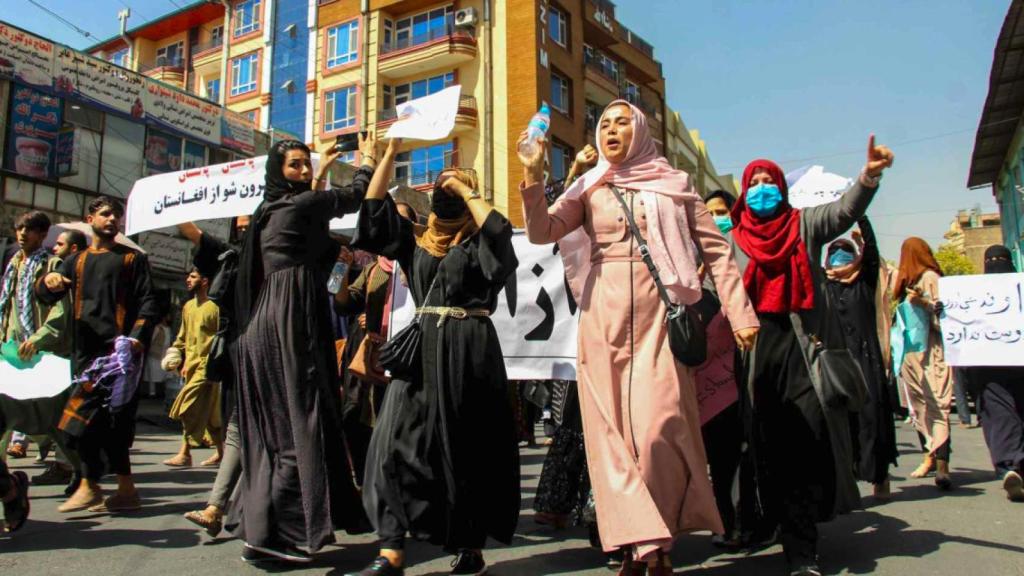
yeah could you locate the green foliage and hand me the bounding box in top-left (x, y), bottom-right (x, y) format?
top-left (935, 244), bottom-right (975, 276)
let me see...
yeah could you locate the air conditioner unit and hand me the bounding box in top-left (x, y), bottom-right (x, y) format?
top-left (455, 7), bottom-right (478, 28)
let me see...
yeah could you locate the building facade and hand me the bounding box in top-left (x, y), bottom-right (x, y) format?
top-left (86, 0), bottom-right (733, 226)
top-left (944, 209), bottom-right (1002, 273)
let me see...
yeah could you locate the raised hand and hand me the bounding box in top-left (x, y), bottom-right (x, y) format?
top-left (865, 134), bottom-right (894, 178)
top-left (519, 130), bottom-right (546, 185)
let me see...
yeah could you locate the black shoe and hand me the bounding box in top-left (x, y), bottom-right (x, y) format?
top-left (605, 548), bottom-right (625, 569)
top-left (242, 543), bottom-right (312, 564)
top-left (241, 545), bottom-right (274, 564)
top-left (32, 462), bottom-right (73, 486)
top-left (789, 565), bottom-right (822, 576)
top-left (345, 556), bottom-right (404, 576)
top-left (450, 550), bottom-right (487, 575)
top-left (2, 471), bottom-right (30, 533)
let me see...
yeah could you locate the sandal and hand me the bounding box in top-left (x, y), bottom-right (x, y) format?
top-left (910, 455), bottom-right (935, 479)
top-left (2, 471), bottom-right (30, 532)
top-left (162, 455), bottom-right (192, 468)
top-left (184, 509), bottom-right (223, 537)
top-left (6, 444), bottom-right (27, 459)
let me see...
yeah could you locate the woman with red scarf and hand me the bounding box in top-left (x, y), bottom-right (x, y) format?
top-left (731, 137), bottom-right (894, 576)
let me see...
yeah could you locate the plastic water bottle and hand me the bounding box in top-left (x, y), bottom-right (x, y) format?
top-left (517, 103), bottom-right (551, 163)
top-left (327, 261), bottom-right (348, 294)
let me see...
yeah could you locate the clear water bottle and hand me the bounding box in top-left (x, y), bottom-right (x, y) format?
top-left (327, 261), bottom-right (348, 294)
top-left (517, 103), bottom-right (551, 163)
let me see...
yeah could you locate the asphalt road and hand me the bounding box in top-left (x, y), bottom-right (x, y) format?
top-left (2, 408), bottom-right (1023, 576)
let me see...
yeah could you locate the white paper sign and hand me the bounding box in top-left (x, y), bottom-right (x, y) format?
top-left (54, 47), bottom-right (146, 118)
top-left (0, 354), bottom-right (73, 400)
top-left (786, 165), bottom-right (853, 209)
top-left (384, 84), bottom-right (462, 141)
top-left (0, 24), bottom-right (54, 87)
top-left (387, 232), bottom-right (580, 380)
top-left (938, 273), bottom-right (1024, 366)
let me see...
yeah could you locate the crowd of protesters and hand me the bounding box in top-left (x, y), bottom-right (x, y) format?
top-left (2, 100), bottom-right (1024, 576)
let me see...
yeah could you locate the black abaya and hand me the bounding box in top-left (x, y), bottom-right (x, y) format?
top-left (228, 166), bottom-right (373, 552)
top-left (352, 197), bottom-right (520, 552)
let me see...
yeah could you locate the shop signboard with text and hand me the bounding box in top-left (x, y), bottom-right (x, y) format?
top-left (5, 84), bottom-right (61, 179)
top-left (0, 24), bottom-right (54, 88)
top-left (53, 47), bottom-right (146, 119)
top-left (144, 80), bottom-right (221, 145)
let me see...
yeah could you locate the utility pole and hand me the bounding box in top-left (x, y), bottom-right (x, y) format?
top-left (118, 8), bottom-right (132, 69)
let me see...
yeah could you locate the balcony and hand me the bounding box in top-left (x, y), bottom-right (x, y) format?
top-left (377, 95), bottom-right (478, 136)
top-left (140, 56), bottom-right (185, 86)
top-left (379, 22), bottom-right (477, 79)
top-left (617, 24), bottom-right (654, 59)
top-left (584, 57), bottom-right (621, 100)
top-left (191, 38), bottom-right (224, 70)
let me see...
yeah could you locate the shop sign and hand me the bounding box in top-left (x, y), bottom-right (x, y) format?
top-left (0, 24), bottom-right (54, 87)
top-left (144, 80), bottom-right (221, 145)
top-left (220, 108), bottom-right (255, 155)
top-left (53, 47), bottom-right (146, 119)
top-left (5, 84), bottom-right (62, 179)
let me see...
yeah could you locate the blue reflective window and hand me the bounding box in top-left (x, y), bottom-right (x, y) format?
top-left (324, 86), bottom-right (357, 132)
top-left (234, 0), bottom-right (261, 37)
top-left (230, 53), bottom-right (258, 96)
top-left (327, 20), bottom-right (359, 68)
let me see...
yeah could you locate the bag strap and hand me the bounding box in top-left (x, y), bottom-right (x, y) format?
top-left (608, 185), bottom-right (678, 311)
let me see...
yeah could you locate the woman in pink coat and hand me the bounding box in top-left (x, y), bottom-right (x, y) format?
top-left (519, 100), bottom-right (759, 575)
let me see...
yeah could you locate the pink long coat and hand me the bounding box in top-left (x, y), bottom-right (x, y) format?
top-left (523, 182), bottom-right (758, 558)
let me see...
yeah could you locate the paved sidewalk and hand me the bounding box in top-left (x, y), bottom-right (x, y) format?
top-left (2, 411), bottom-right (1023, 575)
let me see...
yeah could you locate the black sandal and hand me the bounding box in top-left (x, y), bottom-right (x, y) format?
top-left (3, 471), bottom-right (30, 533)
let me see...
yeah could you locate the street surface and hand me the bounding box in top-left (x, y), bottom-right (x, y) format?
top-left (2, 404), bottom-right (1023, 576)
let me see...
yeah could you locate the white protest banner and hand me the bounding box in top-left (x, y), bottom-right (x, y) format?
top-left (0, 24), bottom-right (54, 87)
top-left (126, 156), bottom-right (266, 235)
top-left (144, 80), bottom-right (221, 145)
top-left (53, 47), bottom-right (146, 118)
top-left (938, 273), bottom-right (1024, 366)
top-left (0, 355), bottom-right (72, 401)
top-left (384, 84), bottom-right (462, 141)
top-left (786, 165), bottom-right (853, 209)
top-left (387, 232), bottom-right (580, 380)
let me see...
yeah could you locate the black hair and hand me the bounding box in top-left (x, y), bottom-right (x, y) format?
top-left (705, 190), bottom-right (736, 210)
top-left (60, 229), bottom-right (88, 251)
top-left (88, 195), bottom-right (124, 217)
top-left (14, 210), bottom-right (51, 233)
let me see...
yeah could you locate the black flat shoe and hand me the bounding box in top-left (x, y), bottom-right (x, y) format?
top-left (789, 563), bottom-right (822, 576)
top-left (450, 550), bottom-right (487, 575)
top-left (2, 472), bottom-right (30, 533)
top-left (243, 543), bottom-right (312, 564)
top-left (345, 556), bottom-right (404, 576)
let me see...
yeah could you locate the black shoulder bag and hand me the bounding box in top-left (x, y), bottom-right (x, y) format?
top-left (377, 266), bottom-right (443, 381)
top-left (609, 186), bottom-right (708, 367)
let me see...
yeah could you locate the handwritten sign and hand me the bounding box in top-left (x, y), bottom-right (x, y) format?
top-left (0, 24), bottom-right (54, 87)
top-left (693, 313), bottom-right (739, 425)
top-left (388, 233), bottom-right (580, 380)
top-left (384, 84), bottom-right (462, 141)
top-left (144, 80), bottom-right (221, 145)
top-left (53, 47), bottom-right (146, 118)
top-left (938, 273), bottom-right (1024, 366)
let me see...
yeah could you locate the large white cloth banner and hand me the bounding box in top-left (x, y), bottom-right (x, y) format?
top-left (938, 273), bottom-right (1024, 366)
top-left (387, 232), bottom-right (580, 380)
top-left (786, 165), bottom-right (853, 209)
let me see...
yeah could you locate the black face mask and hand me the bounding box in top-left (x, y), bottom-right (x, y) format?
top-left (984, 245), bottom-right (1016, 274)
top-left (431, 186), bottom-right (467, 220)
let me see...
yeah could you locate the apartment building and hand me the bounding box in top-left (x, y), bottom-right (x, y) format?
top-left (87, 0), bottom-right (730, 226)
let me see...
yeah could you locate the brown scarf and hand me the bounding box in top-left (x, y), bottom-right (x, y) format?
top-left (415, 213), bottom-right (478, 258)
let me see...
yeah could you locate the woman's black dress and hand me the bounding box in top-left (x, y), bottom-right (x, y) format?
top-left (228, 168), bottom-right (373, 552)
top-left (824, 218), bottom-right (898, 484)
top-left (352, 196), bottom-right (521, 552)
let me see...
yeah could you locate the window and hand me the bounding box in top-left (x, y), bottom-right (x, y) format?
top-left (230, 53), bottom-right (259, 96)
top-left (550, 70), bottom-right (570, 114)
top-left (326, 20), bottom-right (359, 68)
top-left (211, 26), bottom-right (224, 46)
top-left (234, 0), bottom-right (261, 37)
top-left (551, 141), bottom-right (573, 182)
top-left (383, 19), bottom-right (393, 47)
top-left (109, 48), bottom-right (129, 68)
top-left (324, 86), bottom-right (357, 132)
top-left (548, 5), bottom-right (567, 47)
top-left (338, 150), bottom-right (356, 165)
top-left (391, 6), bottom-right (453, 51)
top-left (584, 44), bottom-right (618, 82)
top-left (395, 142), bottom-right (454, 186)
top-left (156, 42), bottom-right (183, 67)
top-left (206, 78), bottom-right (221, 102)
top-left (100, 115), bottom-right (145, 197)
top-left (624, 80), bottom-right (640, 105)
top-left (390, 72), bottom-right (455, 107)
top-left (243, 109), bottom-right (258, 124)
top-left (585, 101), bottom-right (601, 133)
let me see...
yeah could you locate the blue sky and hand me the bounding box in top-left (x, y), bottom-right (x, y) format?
top-left (6, 0), bottom-right (1009, 258)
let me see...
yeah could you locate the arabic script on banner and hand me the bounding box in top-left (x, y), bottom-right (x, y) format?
top-left (144, 80), bottom-right (221, 145)
top-left (0, 24), bottom-right (54, 87)
top-left (54, 47), bottom-right (145, 118)
top-left (938, 273), bottom-right (1024, 366)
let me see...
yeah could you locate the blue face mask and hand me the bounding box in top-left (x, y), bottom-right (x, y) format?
top-left (713, 214), bottom-right (733, 234)
top-left (829, 249), bottom-right (856, 268)
top-left (746, 183), bottom-right (783, 217)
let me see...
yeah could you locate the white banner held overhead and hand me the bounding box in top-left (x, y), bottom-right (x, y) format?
top-left (786, 165), bottom-right (853, 209)
top-left (387, 232), bottom-right (580, 380)
top-left (384, 84), bottom-right (462, 141)
top-left (938, 273), bottom-right (1024, 366)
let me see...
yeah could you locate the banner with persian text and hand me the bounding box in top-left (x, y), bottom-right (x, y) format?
top-left (0, 24), bottom-right (53, 87)
top-left (53, 47), bottom-right (146, 118)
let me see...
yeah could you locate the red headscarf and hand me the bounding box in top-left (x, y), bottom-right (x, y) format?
top-left (893, 237), bottom-right (942, 301)
top-left (730, 159), bottom-right (815, 314)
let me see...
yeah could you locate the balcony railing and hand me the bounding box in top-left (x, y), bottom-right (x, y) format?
top-left (382, 19), bottom-right (467, 54)
top-left (378, 95), bottom-right (476, 123)
top-left (589, 0), bottom-right (616, 15)
top-left (584, 56), bottom-right (619, 84)
top-left (617, 24), bottom-right (654, 58)
top-left (139, 55), bottom-right (184, 74)
top-left (190, 38), bottom-right (224, 57)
